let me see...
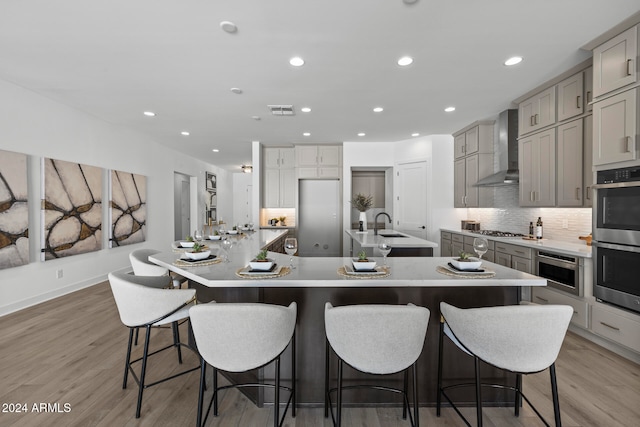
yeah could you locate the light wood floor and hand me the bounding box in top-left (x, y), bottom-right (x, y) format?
top-left (1, 281), bottom-right (638, 427)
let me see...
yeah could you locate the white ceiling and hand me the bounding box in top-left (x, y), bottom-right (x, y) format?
top-left (1, 0), bottom-right (639, 171)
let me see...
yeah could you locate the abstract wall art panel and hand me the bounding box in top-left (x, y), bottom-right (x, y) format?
top-left (110, 170), bottom-right (146, 247)
top-left (0, 149), bottom-right (29, 269)
top-left (42, 158), bottom-right (102, 260)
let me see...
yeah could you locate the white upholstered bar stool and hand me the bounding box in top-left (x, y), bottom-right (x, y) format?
top-left (324, 303), bottom-right (430, 427)
top-left (129, 248), bottom-right (184, 288)
top-left (189, 302), bottom-right (297, 427)
top-left (108, 271), bottom-right (199, 418)
top-left (437, 302), bottom-right (573, 427)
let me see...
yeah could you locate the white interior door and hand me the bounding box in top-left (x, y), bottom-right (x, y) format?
top-left (395, 160), bottom-right (428, 239)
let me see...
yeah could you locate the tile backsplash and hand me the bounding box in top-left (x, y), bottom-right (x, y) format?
top-left (467, 186), bottom-right (592, 243)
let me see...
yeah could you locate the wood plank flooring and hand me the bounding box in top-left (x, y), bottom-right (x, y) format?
top-left (0, 281), bottom-right (638, 426)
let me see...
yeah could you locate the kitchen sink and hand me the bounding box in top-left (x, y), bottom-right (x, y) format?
top-left (378, 232), bottom-right (408, 238)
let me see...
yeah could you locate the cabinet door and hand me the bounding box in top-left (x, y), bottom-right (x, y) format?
top-left (511, 255), bottom-right (532, 274)
top-left (593, 89), bottom-right (637, 165)
top-left (593, 25), bottom-right (638, 98)
top-left (557, 72), bottom-right (584, 122)
top-left (318, 146), bottom-right (340, 166)
top-left (536, 86), bottom-right (556, 129)
top-left (454, 159), bottom-right (466, 207)
top-left (519, 135), bottom-right (536, 206)
top-left (519, 96), bottom-right (536, 136)
top-left (318, 167), bottom-right (340, 178)
top-left (454, 133), bottom-right (466, 159)
top-left (583, 114), bottom-right (594, 207)
top-left (264, 169), bottom-right (280, 207)
top-left (495, 252), bottom-right (511, 267)
top-left (297, 167), bottom-right (318, 179)
top-left (557, 119), bottom-right (584, 207)
top-left (280, 169), bottom-right (296, 207)
top-left (465, 126), bottom-right (479, 155)
top-left (264, 148), bottom-right (281, 169)
top-left (296, 146), bottom-right (318, 166)
top-left (464, 155), bottom-right (479, 207)
top-left (536, 129), bottom-right (556, 206)
top-left (585, 66), bottom-right (593, 112)
top-left (440, 238), bottom-right (452, 257)
top-left (280, 148), bottom-right (295, 168)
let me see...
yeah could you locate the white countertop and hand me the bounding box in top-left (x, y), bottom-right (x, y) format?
top-left (441, 228), bottom-right (592, 258)
top-left (345, 229), bottom-right (439, 248)
top-left (151, 230), bottom-right (543, 288)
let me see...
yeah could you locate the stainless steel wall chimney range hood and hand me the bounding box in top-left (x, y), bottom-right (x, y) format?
top-left (475, 109), bottom-right (519, 186)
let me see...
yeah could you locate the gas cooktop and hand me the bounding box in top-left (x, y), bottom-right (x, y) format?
top-left (471, 230), bottom-right (525, 237)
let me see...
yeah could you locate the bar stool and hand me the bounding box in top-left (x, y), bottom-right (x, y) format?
top-left (129, 248), bottom-right (184, 288)
top-left (189, 302), bottom-right (297, 427)
top-left (324, 302), bottom-right (430, 427)
top-left (108, 271), bottom-right (199, 418)
top-left (437, 301), bottom-right (573, 427)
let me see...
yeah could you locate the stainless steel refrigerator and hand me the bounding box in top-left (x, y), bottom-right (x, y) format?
top-left (298, 179), bottom-right (342, 257)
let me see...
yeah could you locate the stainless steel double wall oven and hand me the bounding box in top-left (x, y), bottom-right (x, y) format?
top-left (592, 166), bottom-right (640, 314)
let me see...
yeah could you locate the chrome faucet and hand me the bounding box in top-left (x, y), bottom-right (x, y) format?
top-left (374, 212), bottom-right (392, 235)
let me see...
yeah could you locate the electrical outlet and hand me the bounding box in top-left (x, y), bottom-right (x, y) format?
top-left (562, 219), bottom-right (569, 229)
top-left (56, 269), bottom-right (63, 279)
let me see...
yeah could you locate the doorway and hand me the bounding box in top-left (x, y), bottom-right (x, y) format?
top-left (174, 172), bottom-right (192, 240)
top-left (395, 160), bottom-right (429, 239)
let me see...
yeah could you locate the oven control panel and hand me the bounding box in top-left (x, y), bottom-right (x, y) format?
top-left (597, 166), bottom-right (640, 184)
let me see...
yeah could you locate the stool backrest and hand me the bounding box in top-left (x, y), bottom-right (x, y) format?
top-left (440, 302), bottom-right (573, 373)
top-left (325, 303), bottom-right (430, 375)
top-left (189, 302), bottom-right (297, 372)
top-left (129, 249), bottom-right (168, 276)
top-left (108, 271), bottom-right (195, 327)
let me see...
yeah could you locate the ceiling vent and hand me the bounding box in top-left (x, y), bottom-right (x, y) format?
top-left (268, 105), bottom-right (295, 116)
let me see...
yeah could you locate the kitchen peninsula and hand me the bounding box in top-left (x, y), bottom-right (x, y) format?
top-left (150, 229), bottom-right (545, 407)
top-left (345, 229), bottom-right (438, 257)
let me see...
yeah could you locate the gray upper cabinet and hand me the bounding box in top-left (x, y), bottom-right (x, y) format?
top-left (519, 86), bottom-right (556, 136)
top-left (557, 72), bottom-right (584, 122)
top-left (452, 122), bottom-right (494, 208)
top-left (592, 25), bottom-right (638, 98)
top-left (264, 147), bottom-right (295, 169)
top-left (584, 66), bottom-right (593, 112)
top-left (519, 128), bottom-right (556, 207)
top-left (296, 145), bottom-right (342, 179)
top-left (557, 119), bottom-right (584, 207)
top-left (583, 114), bottom-right (594, 207)
top-left (593, 88), bottom-right (638, 166)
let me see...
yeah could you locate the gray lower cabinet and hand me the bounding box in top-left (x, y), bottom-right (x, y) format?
top-left (494, 242), bottom-right (533, 273)
top-left (441, 231), bottom-right (452, 257)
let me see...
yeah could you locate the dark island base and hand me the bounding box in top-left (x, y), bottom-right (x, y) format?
top-left (190, 282), bottom-right (520, 408)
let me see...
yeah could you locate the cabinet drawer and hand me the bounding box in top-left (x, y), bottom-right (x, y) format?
top-left (591, 304), bottom-right (640, 352)
top-left (451, 234), bottom-right (464, 244)
top-left (494, 242), bottom-right (532, 259)
top-left (532, 287), bottom-right (588, 329)
top-left (441, 231), bottom-right (452, 240)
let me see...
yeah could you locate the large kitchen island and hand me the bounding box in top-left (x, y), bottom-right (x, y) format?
top-left (150, 229), bottom-right (546, 408)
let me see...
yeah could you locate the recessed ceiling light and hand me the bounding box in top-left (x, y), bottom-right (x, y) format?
top-left (181, 131), bottom-right (190, 136)
top-left (358, 132), bottom-right (366, 137)
top-left (412, 133), bottom-right (420, 137)
top-left (143, 111), bottom-right (155, 117)
top-left (212, 149), bottom-right (220, 152)
top-left (397, 56), bottom-right (413, 66)
top-left (230, 87), bottom-right (243, 94)
top-left (373, 107), bottom-right (384, 113)
top-left (504, 56), bottom-right (523, 66)
top-left (303, 132), bottom-right (311, 136)
top-left (301, 107), bottom-right (311, 113)
top-left (289, 57), bottom-right (305, 67)
top-left (220, 21), bottom-right (237, 33)
top-left (445, 106), bottom-right (456, 112)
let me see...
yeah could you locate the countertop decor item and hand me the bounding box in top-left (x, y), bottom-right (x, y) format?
top-left (579, 234), bottom-right (592, 246)
top-left (351, 193), bottom-right (373, 232)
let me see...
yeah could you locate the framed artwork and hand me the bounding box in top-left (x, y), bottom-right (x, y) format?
top-left (0, 149), bottom-right (29, 269)
top-left (110, 170), bottom-right (147, 247)
top-left (205, 172), bottom-right (216, 191)
top-left (42, 158), bottom-right (102, 260)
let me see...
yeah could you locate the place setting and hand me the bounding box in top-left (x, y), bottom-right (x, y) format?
top-left (337, 246), bottom-right (391, 279)
top-left (437, 237), bottom-right (495, 278)
top-left (236, 248), bottom-right (291, 279)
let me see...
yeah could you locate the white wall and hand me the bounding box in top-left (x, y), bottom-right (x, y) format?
top-left (0, 79), bottom-right (232, 316)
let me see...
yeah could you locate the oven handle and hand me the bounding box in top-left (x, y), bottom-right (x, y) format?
top-left (592, 241), bottom-right (640, 253)
top-left (592, 181), bottom-right (640, 189)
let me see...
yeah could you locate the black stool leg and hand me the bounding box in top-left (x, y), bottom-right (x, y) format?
top-left (413, 362), bottom-right (419, 427)
top-left (291, 331), bottom-right (296, 417)
top-left (515, 373), bottom-right (522, 416)
top-left (324, 339), bottom-right (330, 418)
top-left (274, 356), bottom-right (280, 427)
top-left (123, 328), bottom-right (134, 389)
top-left (136, 325), bottom-right (152, 418)
top-left (172, 321), bottom-right (183, 364)
top-left (196, 357), bottom-right (206, 427)
top-left (436, 320), bottom-right (444, 416)
top-left (134, 327), bottom-right (140, 345)
top-left (403, 368), bottom-right (409, 419)
top-left (337, 359), bottom-right (343, 427)
top-left (213, 367), bottom-right (219, 416)
top-left (474, 356), bottom-right (483, 427)
top-left (550, 363), bottom-right (562, 427)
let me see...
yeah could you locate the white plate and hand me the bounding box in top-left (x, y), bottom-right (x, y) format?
top-left (343, 265), bottom-right (387, 275)
top-left (441, 264), bottom-right (492, 275)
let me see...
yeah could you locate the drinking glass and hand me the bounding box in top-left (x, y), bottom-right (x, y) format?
top-left (221, 238), bottom-right (232, 262)
top-left (284, 238), bottom-right (298, 269)
top-left (194, 229), bottom-right (203, 244)
top-left (377, 240), bottom-right (392, 267)
top-left (473, 237), bottom-right (488, 259)
top-left (218, 224), bottom-right (227, 235)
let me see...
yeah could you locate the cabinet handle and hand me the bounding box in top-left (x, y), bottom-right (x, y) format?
top-left (515, 250), bottom-right (526, 255)
top-left (535, 296), bottom-right (549, 303)
top-left (530, 115), bottom-right (535, 126)
top-left (587, 91), bottom-right (592, 103)
top-left (627, 59), bottom-right (633, 76)
top-left (534, 114), bottom-right (538, 125)
top-left (530, 191), bottom-right (534, 202)
top-left (576, 187), bottom-right (581, 200)
top-left (586, 186), bottom-right (591, 200)
top-left (627, 136), bottom-right (634, 153)
top-left (600, 321), bottom-right (620, 331)
top-left (576, 95), bottom-right (581, 109)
